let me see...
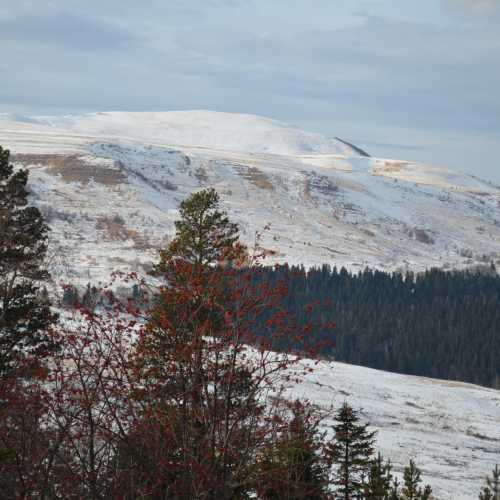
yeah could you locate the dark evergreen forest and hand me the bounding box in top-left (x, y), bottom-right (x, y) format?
top-left (256, 264), bottom-right (500, 389)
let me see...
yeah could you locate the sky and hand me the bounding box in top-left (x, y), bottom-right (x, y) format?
top-left (0, 0), bottom-right (499, 182)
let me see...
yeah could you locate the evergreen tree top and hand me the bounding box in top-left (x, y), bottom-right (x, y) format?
top-left (157, 188), bottom-right (243, 270)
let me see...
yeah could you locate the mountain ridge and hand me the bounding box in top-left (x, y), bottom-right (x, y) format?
top-left (0, 110), bottom-right (499, 285)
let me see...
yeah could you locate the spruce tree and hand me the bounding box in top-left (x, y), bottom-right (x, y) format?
top-left (480, 465), bottom-right (500, 500)
top-left (0, 146), bottom-right (55, 376)
top-left (327, 402), bottom-right (376, 499)
top-left (365, 453), bottom-right (393, 499)
top-left (258, 401), bottom-right (328, 499)
top-left (388, 478), bottom-right (401, 500)
top-left (401, 460), bottom-right (432, 500)
top-left (402, 460), bottom-right (421, 500)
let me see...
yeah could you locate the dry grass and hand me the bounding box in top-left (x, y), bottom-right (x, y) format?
top-left (235, 165), bottom-right (274, 191)
top-left (96, 216), bottom-right (128, 241)
top-left (94, 215), bottom-right (152, 250)
top-left (373, 160), bottom-right (409, 175)
top-left (14, 154), bottom-right (127, 186)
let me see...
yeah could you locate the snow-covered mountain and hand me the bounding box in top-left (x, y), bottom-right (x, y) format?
top-left (1, 111), bottom-right (499, 497)
top-left (1, 110), bottom-right (499, 284)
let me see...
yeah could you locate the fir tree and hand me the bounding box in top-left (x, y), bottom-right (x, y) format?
top-left (0, 146), bottom-right (56, 375)
top-left (327, 402), bottom-right (376, 499)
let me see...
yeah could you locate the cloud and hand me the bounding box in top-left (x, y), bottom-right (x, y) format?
top-left (445, 0), bottom-right (500, 16)
top-left (170, 14), bottom-right (500, 133)
top-left (0, 10), bottom-right (139, 51)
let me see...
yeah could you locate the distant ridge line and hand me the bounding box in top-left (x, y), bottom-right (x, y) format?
top-left (335, 136), bottom-right (371, 157)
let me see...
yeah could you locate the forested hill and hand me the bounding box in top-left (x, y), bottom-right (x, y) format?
top-left (257, 264), bottom-right (500, 388)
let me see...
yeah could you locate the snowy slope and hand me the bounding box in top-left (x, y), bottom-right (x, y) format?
top-left (286, 357), bottom-right (500, 500)
top-left (0, 110), bottom-right (499, 286)
top-left (3, 111), bottom-right (355, 156)
top-left (1, 111), bottom-right (499, 498)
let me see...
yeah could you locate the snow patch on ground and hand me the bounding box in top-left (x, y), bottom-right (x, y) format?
top-left (286, 358), bottom-right (500, 500)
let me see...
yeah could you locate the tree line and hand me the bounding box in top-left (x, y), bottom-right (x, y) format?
top-left (252, 262), bottom-right (500, 388)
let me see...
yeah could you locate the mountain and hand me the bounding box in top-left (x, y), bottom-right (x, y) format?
top-left (1, 111), bottom-right (499, 497)
top-left (1, 110), bottom-right (499, 285)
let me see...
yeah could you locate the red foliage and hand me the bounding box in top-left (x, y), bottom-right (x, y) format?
top-left (0, 249), bottom-right (335, 498)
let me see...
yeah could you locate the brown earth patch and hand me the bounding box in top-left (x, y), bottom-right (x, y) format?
top-left (373, 160), bottom-right (409, 175)
top-left (235, 165), bottom-right (274, 191)
top-left (95, 215), bottom-right (152, 250)
top-left (96, 215), bottom-right (128, 241)
top-left (14, 154), bottom-right (126, 186)
top-left (126, 229), bottom-right (153, 251)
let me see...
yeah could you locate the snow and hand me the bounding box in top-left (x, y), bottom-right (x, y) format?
top-left (15, 111), bottom-right (355, 156)
top-left (285, 358), bottom-right (500, 500)
top-left (0, 110), bottom-right (499, 284)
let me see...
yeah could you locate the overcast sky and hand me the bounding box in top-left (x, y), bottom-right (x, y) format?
top-left (0, 0), bottom-right (499, 182)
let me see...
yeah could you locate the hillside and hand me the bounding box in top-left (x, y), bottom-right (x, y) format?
top-left (1, 111), bottom-right (499, 498)
top-left (287, 357), bottom-right (500, 500)
top-left (1, 110), bottom-right (499, 285)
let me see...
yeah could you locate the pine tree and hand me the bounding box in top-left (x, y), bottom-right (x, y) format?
top-left (156, 188), bottom-right (241, 270)
top-left (388, 477), bottom-right (401, 500)
top-left (364, 453), bottom-right (393, 499)
top-left (138, 188), bottom-right (288, 498)
top-left (327, 402), bottom-right (376, 499)
top-left (0, 146), bottom-right (56, 376)
top-left (401, 460), bottom-right (432, 500)
top-left (258, 401), bottom-right (328, 499)
top-left (148, 188), bottom-right (246, 406)
top-left (480, 465), bottom-right (500, 500)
